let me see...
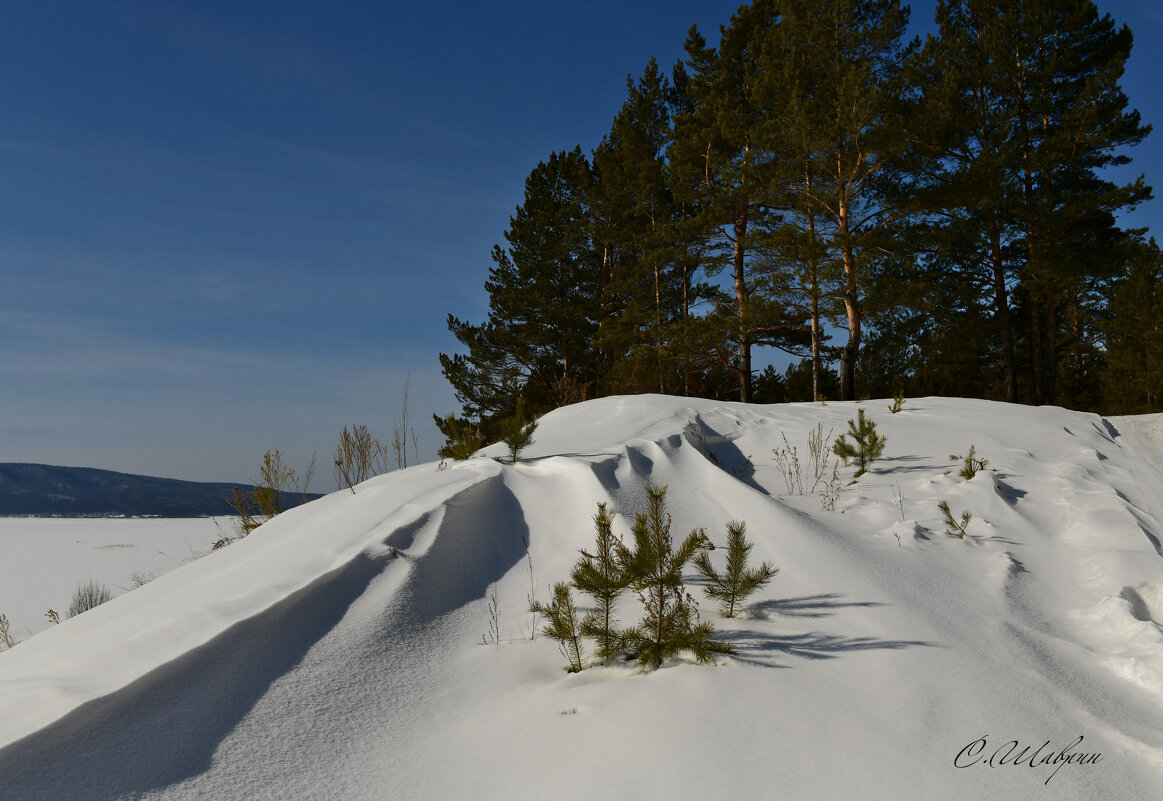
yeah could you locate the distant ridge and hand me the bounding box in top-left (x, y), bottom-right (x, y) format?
top-left (0, 463), bottom-right (321, 517)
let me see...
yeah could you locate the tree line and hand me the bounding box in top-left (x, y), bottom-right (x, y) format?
top-left (440, 0), bottom-right (1158, 443)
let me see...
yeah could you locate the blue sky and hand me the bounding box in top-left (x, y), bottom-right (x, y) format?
top-left (1, 1), bottom-right (1159, 486)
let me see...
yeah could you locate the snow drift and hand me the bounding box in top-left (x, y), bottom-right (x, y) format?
top-left (1, 395), bottom-right (1162, 800)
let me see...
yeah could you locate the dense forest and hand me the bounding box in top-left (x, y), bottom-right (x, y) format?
top-left (439, 0), bottom-right (1159, 445)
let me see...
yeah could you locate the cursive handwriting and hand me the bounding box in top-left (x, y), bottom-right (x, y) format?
top-left (955, 734), bottom-right (1103, 785)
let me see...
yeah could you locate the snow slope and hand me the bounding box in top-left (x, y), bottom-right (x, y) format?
top-left (1, 396), bottom-right (1162, 800)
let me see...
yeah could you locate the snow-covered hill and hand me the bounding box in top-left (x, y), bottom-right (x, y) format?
top-left (1, 396), bottom-right (1162, 800)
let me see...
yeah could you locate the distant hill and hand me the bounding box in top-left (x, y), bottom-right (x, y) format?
top-left (0, 463), bottom-right (321, 517)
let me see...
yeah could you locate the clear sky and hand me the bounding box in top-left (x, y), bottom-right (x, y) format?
top-left (1, 0), bottom-right (1159, 486)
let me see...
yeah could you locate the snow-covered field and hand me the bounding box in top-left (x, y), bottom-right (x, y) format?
top-left (0, 517), bottom-right (227, 642)
top-left (1, 395), bottom-right (1162, 800)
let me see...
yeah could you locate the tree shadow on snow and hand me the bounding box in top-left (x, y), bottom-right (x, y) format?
top-left (724, 593), bottom-right (936, 669)
top-left (728, 629), bottom-right (935, 669)
top-left (745, 593), bottom-right (884, 620)
top-left (866, 456), bottom-right (942, 474)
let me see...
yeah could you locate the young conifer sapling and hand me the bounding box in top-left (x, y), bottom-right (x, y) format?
top-left (694, 521), bottom-right (778, 618)
top-left (619, 485), bottom-right (733, 669)
top-left (832, 408), bottom-right (887, 478)
top-left (950, 445), bottom-right (989, 480)
top-left (501, 401), bottom-right (538, 463)
top-left (571, 503), bottom-right (630, 663)
top-left (530, 582), bottom-right (586, 672)
top-left (435, 413), bottom-right (485, 461)
top-left (937, 500), bottom-right (972, 538)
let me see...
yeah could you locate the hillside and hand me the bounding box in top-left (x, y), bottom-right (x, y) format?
top-left (1, 396), bottom-right (1161, 800)
top-left (0, 463), bottom-right (316, 517)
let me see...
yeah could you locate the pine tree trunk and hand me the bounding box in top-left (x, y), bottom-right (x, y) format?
top-left (735, 209), bottom-right (752, 404)
top-left (838, 196), bottom-right (860, 402)
top-left (986, 210), bottom-right (1017, 403)
top-left (598, 241), bottom-right (613, 395)
top-left (735, 143), bottom-right (753, 404)
top-left (806, 162), bottom-right (823, 401)
top-left (1043, 293), bottom-right (1057, 404)
top-left (654, 261), bottom-right (665, 394)
top-left (1023, 184), bottom-right (1046, 404)
top-left (1068, 286), bottom-right (1084, 404)
top-left (683, 258), bottom-right (692, 397)
top-left (811, 282), bottom-right (822, 401)
top-left (1029, 291), bottom-right (1045, 405)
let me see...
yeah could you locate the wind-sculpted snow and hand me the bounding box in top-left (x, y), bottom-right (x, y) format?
top-left (1, 396), bottom-right (1161, 800)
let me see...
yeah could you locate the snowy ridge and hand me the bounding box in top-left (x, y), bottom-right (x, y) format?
top-left (1, 396), bottom-right (1162, 800)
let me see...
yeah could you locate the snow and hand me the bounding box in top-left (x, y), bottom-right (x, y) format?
top-left (1, 395), bottom-right (1162, 800)
top-left (0, 516), bottom-right (226, 641)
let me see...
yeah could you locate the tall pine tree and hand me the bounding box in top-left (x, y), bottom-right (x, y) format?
top-left (1102, 238), bottom-right (1162, 413)
top-left (440, 148), bottom-right (600, 431)
top-left (913, 0), bottom-right (1151, 406)
top-left (670, 1), bottom-right (799, 402)
top-left (764, 0), bottom-right (914, 401)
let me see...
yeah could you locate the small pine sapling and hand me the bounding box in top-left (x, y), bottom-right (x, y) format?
top-left (500, 401), bottom-right (538, 463)
top-left (694, 521), bottom-right (778, 618)
top-left (937, 500), bottom-right (972, 538)
top-left (619, 485), bottom-right (733, 669)
top-left (571, 503), bottom-right (630, 663)
top-left (530, 582), bottom-right (587, 672)
top-left (832, 408), bottom-right (887, 478)
top-left (888, 388), bottom-right (906, 413)
top-left (434, 413), bottom-right (484, 460)
top-left (949, 445), bottom-right (989, 480)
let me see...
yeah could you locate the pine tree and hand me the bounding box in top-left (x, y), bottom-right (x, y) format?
top-left (1009, 0), bottom-right (1150, 405)
top-left (619, 485), bottom-right (733, 668)
top-left (590, 60), bottom-right (684, 395)
top-left (670, 1), bottom-right (804, 403)
top-left (440, 148), bottom-right (601, 430)
top-left (693, 521), bottom-right (778, 618)
top-left (530, 582), bottom-right (587, 673)
top-left (918, 0), bottom-right (1151, 405)
top-left (832, 409), bottom-right (887, 477)
top-left (1102, 238), bottom-right (1162, 412)
top-left (571, 503), bottom-right (631, 663)
top-left (761, 0), bottom-right (914, 401)
top-left (906, 0), bottom-right (1027, 402)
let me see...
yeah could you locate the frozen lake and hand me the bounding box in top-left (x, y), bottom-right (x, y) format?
top-left (0, 517), bottom-right (228, 643)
